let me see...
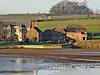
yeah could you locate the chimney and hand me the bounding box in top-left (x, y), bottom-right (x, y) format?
top-left (31, 20), bottom-right (38, 28)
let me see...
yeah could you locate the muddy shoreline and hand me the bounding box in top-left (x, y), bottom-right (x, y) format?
top-left (0, 48), bottom-right (100, 63)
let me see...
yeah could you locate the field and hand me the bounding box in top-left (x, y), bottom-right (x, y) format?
top-left (38, 19), bottom-right (100, 32)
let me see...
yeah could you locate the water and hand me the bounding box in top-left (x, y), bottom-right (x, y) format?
top-left (0, 55), bottom-right (100, 75)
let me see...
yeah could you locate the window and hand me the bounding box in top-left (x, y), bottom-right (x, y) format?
top-left (33, 37), bottom-right (37, 41)
top-left (81, 32), bottom-right (85, 34)
top-left (83, 37), bottom-right (85, 40)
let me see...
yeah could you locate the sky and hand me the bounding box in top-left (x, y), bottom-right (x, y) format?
top-left (0, 0), bottom-right (99, 14)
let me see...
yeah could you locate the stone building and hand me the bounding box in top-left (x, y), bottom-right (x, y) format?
top-left (6, 24), bottom-right (27, 42)
top-left (26, 21), bottom-right (43, 42)
top-left (26, 21), bottom-right (67, 43)
top-left (63, 25), bottom-right (87, 41)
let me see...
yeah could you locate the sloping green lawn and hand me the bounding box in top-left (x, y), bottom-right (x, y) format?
top-left (38, 19), bottom-right (100, 32)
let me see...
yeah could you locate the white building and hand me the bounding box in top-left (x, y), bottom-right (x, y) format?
top-left (14, 26), bottom-right (22, 41)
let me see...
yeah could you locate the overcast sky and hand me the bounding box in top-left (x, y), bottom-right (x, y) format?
top-left (0, 0), bottom-right (99, 13)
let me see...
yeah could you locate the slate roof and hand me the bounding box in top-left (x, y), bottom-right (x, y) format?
top-left (63, 25), bottom-right (87, 32)
top-left (34, 27), bottom-right (42, 33)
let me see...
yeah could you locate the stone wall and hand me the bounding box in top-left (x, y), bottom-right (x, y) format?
top-left (74, 40), bottom-right (100, 48)
top-left (66, 32), bottom-right (87, 41)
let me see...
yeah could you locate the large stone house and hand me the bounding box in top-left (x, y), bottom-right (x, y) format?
top-left (63, 25), bottom-right (87, 41)
top-left (26, 21), bottom-right (43, 42)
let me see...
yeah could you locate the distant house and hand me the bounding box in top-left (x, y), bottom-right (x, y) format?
top-left (63, 25), bottom-right (87, 41)
top-left (26, 21), bottom-right (43, 42)
top-left (7, 24), bottom-right (27, 41)
top-left (0, 23), bottom-right (15, 41)
top-left (0, 22), bottom-right (27, 42)
top-left (21, 25), bottom-right (27, 41)
top-left (43, 28), bottom-right (66, 43)
top-left (0, 24), bottom-right (8, 41)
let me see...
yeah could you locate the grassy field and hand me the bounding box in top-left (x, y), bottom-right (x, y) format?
top-left (38, 19), bottom-right (100, 32)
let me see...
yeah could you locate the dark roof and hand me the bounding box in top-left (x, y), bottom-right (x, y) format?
top-left (44, 28), bottom-right (65, 33)
top-left (34, 27), bottom-right (42, 32)
top-left (63, 25), bottom-right (87, 32)
top-left (44, 29), bottom-right (54, 33)
top-left (53, 28), bottom-right (65, 33)
top-left (44, 28), bottom-right (65, 35)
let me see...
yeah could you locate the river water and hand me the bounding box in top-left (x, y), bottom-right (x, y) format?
top-left (0, 55), bottom-right (100, 75)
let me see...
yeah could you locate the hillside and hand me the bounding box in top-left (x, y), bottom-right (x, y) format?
top-left (38, 19), bottom-right (100, 32)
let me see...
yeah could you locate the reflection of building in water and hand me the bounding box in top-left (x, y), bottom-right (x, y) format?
top-left (15, 58), bottom-right (22, 71)
top-left (32, 69), bottom-right (38, 75)
top-left (16, 58), bottom-right (22, 64)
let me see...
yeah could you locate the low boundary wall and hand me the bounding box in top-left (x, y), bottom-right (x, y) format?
top-left (74, 40), bottom-right (100, 48)
top-left (9, 45), bottom-right (62, 49)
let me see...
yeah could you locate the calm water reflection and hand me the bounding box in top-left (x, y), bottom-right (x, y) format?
top-left (0, 55), bottom-right (100, 75)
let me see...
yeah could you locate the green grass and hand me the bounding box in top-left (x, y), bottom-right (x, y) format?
top-left (38, 19), bottom-right (100, 32)
top-left (92, 36), bottom-right (100, 39)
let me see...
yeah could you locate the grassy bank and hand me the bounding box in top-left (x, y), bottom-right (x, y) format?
top-left (38, 19), bottom-right (100, 32)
